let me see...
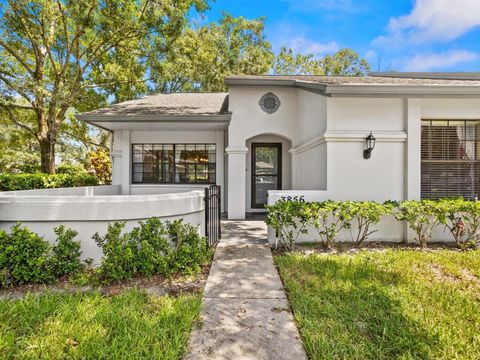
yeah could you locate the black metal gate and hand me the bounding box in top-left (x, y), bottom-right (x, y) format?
top-left (205, 185), bottom-right (221, 247)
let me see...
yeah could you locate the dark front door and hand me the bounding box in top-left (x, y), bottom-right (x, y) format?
top-left (251, 143), bottom-right (282, 208)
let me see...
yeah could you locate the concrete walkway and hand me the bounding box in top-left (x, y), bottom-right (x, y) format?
top-left (185, 220), bottom-right (307, 360)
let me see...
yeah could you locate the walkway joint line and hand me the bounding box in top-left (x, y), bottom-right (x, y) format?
top-left (185, 219), bottom-right (307, 360)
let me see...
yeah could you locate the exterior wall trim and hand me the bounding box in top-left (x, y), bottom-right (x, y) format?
top-left (225, 146), bottom-right (248, 154)
top-left (76, 114), bottom-right (232, 122)
top-left (290, 131), bottom-right (407, 156)
top-left (323, 130), bottom-right (407, 142)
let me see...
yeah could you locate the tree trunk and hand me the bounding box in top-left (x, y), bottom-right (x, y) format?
top-left (39, 138), bottom-right (56, 174)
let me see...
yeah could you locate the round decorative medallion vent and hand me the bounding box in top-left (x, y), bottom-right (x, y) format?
top-left (259, 92), bottom-right (281, 114)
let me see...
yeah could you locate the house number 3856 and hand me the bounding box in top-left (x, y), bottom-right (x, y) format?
top-left (281, 195), bottom-right (305, 202)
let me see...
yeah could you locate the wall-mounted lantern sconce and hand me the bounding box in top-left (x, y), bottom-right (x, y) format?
top-left (363, 131), bottom-right (376, 159)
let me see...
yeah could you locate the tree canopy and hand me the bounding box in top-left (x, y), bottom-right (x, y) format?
top-left (272, 47), bottom-right (370, 76)
top-left (0, 0), bottom-right (371, 175)
top-left (0, 0), bottom-right (209, 173)
top-left (150, 14), bottom-right (273, 93)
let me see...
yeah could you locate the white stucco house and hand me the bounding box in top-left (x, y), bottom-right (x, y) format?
top-left (76, 72), bottom-right (480, 226)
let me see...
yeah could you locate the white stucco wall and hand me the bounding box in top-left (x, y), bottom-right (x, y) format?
top-left (227, 86), bottom-right (331, 216)
top-left (0, 187), bottom-right (205, 262)
top-left (265, 96), bottom-right (480, 244)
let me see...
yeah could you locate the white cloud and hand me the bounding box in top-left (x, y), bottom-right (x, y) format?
top-left (402, 50), bottom-right (479, 71)
top-left (375, 0), bottom-right (480, 45)
top-left (286, 37), bottom-right (339, 56)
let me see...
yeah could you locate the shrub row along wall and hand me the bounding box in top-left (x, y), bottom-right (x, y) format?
top-left (266, 199), bottom-right (480, 250)
top-left (0, 173), bottom-right (99, 191)
top-left (0, 218), bottom-right (208, 287)
top-left (0, 189), bottom-right (205, 261)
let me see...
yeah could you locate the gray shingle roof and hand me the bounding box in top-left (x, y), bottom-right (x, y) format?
top-left (81, 92), bottom-right (229, 117)
top-left (225, 75), bottom-right (480, 86)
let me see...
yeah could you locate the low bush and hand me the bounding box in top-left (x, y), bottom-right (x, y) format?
top-left (0, 173), bottom-right (98, 191)
top-left (0, 224), bottom-right (83, 286)
top-left (350, 201), bottom-right (394, 246)
top-left (94, 218), bottom-right (208, 283)
top-left (266, 200), bottom-right (311, 251)
top-left (168, 220), bottom-right (208, 274)
top-left (49, 226), bottom-right (84, 277)
top-left (394, 200), bottom-right (440, 248)
top-left (266, 198), bottom-right (480, 251)
top-left (130, 218), bottom-right (170, 277)
top-left (0, 224), bottom-right (51, 286)
top-left (93, 222), bottom-right (137, 282)
top-left (436, 199), bottom-right (480, 250)
top-left (311, 201), bottom-right (354, 249)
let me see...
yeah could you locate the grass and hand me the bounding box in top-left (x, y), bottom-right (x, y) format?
top-left (275, 249), bottom-right (480, 359)
top-left (0, 289), bottom-right (201, 359)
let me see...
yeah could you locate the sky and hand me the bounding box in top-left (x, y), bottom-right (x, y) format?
top-left (198, 0), bottom-right (480, 72)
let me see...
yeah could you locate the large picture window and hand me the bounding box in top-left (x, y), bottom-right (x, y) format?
top-left (421, 120), bottom-right (480, 200)
top-left (132, 144), bottom-right (216, 184)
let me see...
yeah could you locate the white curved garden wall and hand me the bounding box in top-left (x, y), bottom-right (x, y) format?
top-left (0, 186), bottom-right (205, 262)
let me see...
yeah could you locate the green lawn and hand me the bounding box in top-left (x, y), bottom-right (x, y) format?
top-left (275, 249), bottom-right (480, 359)
top-left (0, 289), bottom-right (201, 359)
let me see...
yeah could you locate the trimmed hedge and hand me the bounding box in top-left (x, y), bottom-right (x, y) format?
top-left (0, 173), bottom-right (98, 191)
top-left (0, 224), bottom-right (83, 286)
top-left (93, 218), bottom-right (208, 283)
top-left (266, 199), bottom-right (480, 250)
top-left (0, 218), bottom-right (209, 287)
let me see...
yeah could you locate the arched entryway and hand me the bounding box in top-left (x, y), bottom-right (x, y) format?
top-left (245, 134), bottom-right (292, 212)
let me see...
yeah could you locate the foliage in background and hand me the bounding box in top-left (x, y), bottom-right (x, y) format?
top-left (88, 149), bottom-right (112, 185)
top-left (0, 173), bottom-right (98, 191)
top-left (0, 224), bottom-right (83, 286)
top-left (94, 218), bottom-right (208, 283)
top-left (272, 47), bottom-right (370, 76)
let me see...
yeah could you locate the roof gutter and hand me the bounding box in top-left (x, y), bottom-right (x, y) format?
top-left (226, 78), bottom-right (480, 97)
top-left (75, 113), bottom-right (232, 132)
top-left (325, 85), bottom-right (480, 97)
top-left (76, 113), bottom-right (232, 123)
top-left (225, 78), bottom-right (328, 94)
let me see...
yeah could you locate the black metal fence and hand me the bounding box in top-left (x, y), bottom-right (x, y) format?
top-left (205, 185), bottom-right (221, 247)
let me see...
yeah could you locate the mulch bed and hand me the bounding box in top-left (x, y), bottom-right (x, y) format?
top-left (0, 263), bottom-right (211, 300)
top-left (272, 241), bottom-right (462, 256)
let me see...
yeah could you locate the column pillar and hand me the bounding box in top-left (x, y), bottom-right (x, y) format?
top-left (226, 146), bottom-right (248, 219)
top-left (404, 98), bottom-right (421, 243)
top-left (111, 130), bottom-right (122, 186)
top-left (404, 98), bottom-right (421, 201)
top-left (120, 130), bottom-right (131, 195)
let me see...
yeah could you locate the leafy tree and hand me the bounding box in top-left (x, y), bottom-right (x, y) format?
top-left (150, 14), bottom-right (273, 93)
top-left (0, 0), bottom-right (209, 174)
top-left (272, 47), bottom-right (323, 75)
top-left (273, 47), bottom-right (370, 76)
